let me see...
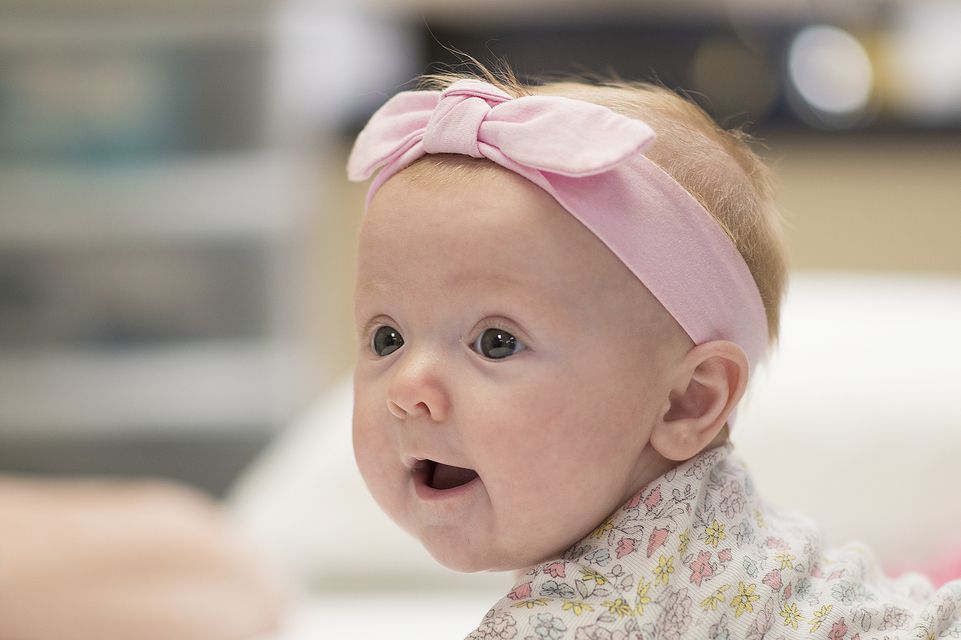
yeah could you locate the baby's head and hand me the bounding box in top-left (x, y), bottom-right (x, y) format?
top-left (348, 63), bottom-right (788, 573)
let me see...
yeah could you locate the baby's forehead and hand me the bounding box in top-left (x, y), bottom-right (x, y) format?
top-left (364, 170), bottom-right (613, 280)
top-left (358, 167), bottom-right (681, 334)
top-left (366, 164), bottom-right (600, 257)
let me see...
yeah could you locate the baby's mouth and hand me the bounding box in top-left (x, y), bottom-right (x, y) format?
top-left (417, 459), bottom-right (479, 490)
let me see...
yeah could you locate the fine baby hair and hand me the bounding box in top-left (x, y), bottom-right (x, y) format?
top-left (355, 59), bottom-right (790, 350)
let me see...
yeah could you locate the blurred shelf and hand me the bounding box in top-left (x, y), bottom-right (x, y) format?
top-left (0, 151), bottom-right (310, 247)
top-left (0, 3), bottom-right (270, 49)
top-left (0, 340), bottom-right (310, 436)
top-left (0, 0), bottom-right (331, 486)
top-left (369, 0), bottom-right (886, 25)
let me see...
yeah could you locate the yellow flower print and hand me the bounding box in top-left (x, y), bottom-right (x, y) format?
top-left (754, 509), bottom-right (767, 529)
top-left (562, 601), bottom-right (594, 616)
top-left (700, 584), bottom-right (730, 611)
top-left (810, 604), bottom-right (833, 633)
top-left (511, 598), bottom-right (549, 609)
top-left (705, 521), bottom-right (726, 548)
top-left (775, 551), bottom-right (797, 570)
top-left (779, 602), bottom-right (803, 629)
top-left (590, 516), bottom-right (614, 539)
top-left (602, 598), bottom-right (634, 618)
top-left (730, 581), bottom-right (760, 618)
top-left (653, 555), bottom-right (675, 586)
top-left (678, 529), bottom-right (690, 556)
top-left (580, 568), bottom-right (608, 585)
top-left (636, 578), bottom-right (653, 616)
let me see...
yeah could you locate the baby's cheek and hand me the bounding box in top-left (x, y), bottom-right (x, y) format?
top-left (487, 449), bottom-right (584, 522)
top-left (352, 415), bottom-right (406, 519)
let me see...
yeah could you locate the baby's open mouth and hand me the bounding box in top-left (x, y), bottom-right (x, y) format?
top-left (419, 460), bottom-right (479, 490)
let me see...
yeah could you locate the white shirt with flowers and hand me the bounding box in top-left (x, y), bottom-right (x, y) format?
top-left (466, 443), bottom-right (961, 640)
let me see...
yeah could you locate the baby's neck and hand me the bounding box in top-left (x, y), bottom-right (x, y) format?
top-left (505, 426), bottom-right (731, 583)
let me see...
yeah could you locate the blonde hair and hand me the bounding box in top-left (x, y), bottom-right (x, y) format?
top-left (397, 58), bottom-right (790, 348)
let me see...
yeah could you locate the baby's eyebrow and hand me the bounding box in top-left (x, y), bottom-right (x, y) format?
top-left (356, 270), bottom-right (532, 295)
top-left (356, 273), bottom-right (565, 323)
top-left (356, 279), bottom-right (389, 296)
top-left (445, 270), bottom-right (530, 291)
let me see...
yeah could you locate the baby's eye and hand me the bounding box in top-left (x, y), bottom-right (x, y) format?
top-left (371, 325), bottom-right (404, 357)
top-left (472, 327), bottom-right (526, 360)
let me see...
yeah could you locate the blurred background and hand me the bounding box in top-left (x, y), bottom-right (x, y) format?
top-left (1, 0), bottom-right (960, 629)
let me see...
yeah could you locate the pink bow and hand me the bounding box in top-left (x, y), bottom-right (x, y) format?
top-left (345, 78), bottom-right (770, 411)
top-left (347, 79), bottom-right (656, 187)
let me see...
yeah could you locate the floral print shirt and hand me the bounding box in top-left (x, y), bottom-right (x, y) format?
top-left (466, 443), bottom-right (961, 640)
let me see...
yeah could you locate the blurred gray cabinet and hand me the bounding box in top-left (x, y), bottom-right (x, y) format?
top-left (0, 6), bottom-right (316, 444)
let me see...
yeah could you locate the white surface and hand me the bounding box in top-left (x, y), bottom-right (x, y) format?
top-left (265, 593), bottom-right (498, 640)
top-left (0, 341), bottom-right (306, 435)
top-left (734, 271), bottom-right (961, 563)
top-left (0, 152), bottom-right (306, 247)
top-left (228, 270), bottom-right (961, 599)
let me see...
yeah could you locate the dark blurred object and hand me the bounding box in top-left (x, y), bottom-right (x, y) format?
top-left (416, 20), bottom-right (786, 131)
top-left (341, 3), bottom-right (961, 136)
top-left (0, 9), bottom-right (268, 163)
top-left (0, 244), bottom-right (267, 348)
top-left (0, 45), bottom-right (267, 163)
top-left (0, 432), bottom-right (271, 496)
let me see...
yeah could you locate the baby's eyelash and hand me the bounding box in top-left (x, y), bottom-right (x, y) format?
top-left (473, 317), bottom-right (526, 341)
top-left (360, 316), bottom-right (390, 342)
top-left (359, 316), bottom-right (528, 344)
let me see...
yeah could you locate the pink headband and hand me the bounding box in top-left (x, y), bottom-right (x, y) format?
top-left (347, 79), bottom-right (768, 418)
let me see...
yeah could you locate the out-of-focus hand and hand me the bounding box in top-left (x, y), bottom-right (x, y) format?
top-left (0, 476), bottom-right (288, 640)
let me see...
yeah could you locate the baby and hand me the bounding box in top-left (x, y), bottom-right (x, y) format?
top-left (346, 62), bottom-right (961, 639)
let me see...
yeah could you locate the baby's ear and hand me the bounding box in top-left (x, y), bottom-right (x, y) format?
top-left (650, 340), bottom-right (749, 461)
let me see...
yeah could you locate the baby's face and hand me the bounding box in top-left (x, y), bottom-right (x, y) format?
top-left (352, 163), bottom-right (692, 572)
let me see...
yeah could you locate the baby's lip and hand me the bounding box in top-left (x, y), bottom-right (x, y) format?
top-left (403, 452), bottom-right (468, 469)
top-left (404, 455), bottom-right (431, 470)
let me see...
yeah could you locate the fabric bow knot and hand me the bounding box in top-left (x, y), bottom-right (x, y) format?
top-left (347, 79), bottom-right (656, 184)
top-left (346, 78), bottom-right (771, 416)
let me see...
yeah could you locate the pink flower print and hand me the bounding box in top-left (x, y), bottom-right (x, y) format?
top-left (616, 538), bottom-right (637, 559)
top-left (575, 624), bottom-right (643, 640)
top-left (783, 583), bottom-right (793, 600)
top-left (545, 562), bottom-right (566, 579)
top-left (574, 624), bottom-right (612, 640)
top-left (880, 606), bottom-right (910, 630)
top-left (468, 609), bottom-right (518, 640)
top-left (761, 569), bottom-right (782, 591)
top-left (689, 551), bottom-right (715, 587)
top-left (828, 569), bottom-right (845, 581)
top-left (718, 548), bottom-right (733, 563)
top-left (624, 492), bottom-right (642, 511)
top-left (828, 617), bottom-right (848, 640)
top-left (655, 589), bottom-right (693, 640)
top-left (765, 536), bottom-right (790, 551)
top-left (718, 479), bottom-right (746, 518)
top-left (811, 565), bottom-right (823, 578)
top-left (647, 527), bottom-right (669, 558)
top-left (507, 582), bottom-right (531, 600)
top-left (745, 596), bottom-right (777, 640)
top-left (643, 485), bottom-right (662, 512)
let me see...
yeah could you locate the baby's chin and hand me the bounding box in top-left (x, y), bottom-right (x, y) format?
top-left (421, 536), bottom-right (564, 575)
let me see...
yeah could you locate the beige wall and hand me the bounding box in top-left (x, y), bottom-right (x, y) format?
top-left (765, 133), bottom-right (961, 274)
top-left (312, 133), bottom-right (961, 386)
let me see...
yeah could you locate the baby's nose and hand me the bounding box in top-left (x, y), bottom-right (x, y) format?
top-left (385, 351), bottom-right (449, 422)
top-left (387, 398), bottom-right (431, 419)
